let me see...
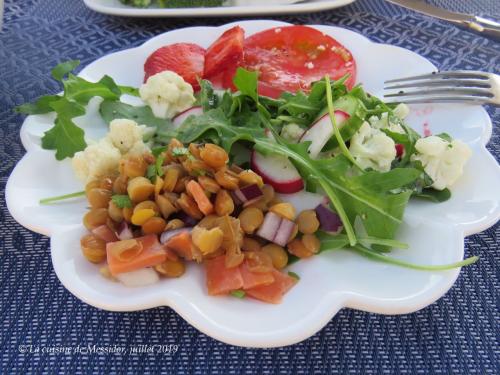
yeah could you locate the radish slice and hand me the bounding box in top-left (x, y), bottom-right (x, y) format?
top-left (300, 111), bottom-right (350, 158)
top-left (273, 218), bottom-right (296, 246)
top-left (315, 204), bottom-right (343, 234)
top-left (172, 106), bottom-right (203, 128)
top-left (115, 268), bottom-right (159, 287)
top-left (116, 221), bottom-right (134, 241)
top-left (257, 212), bottom-right (282, 242)
top-left (251, 151), bottom-right (304, 194)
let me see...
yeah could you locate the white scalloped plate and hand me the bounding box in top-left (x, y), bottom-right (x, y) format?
top-left (6, 21), bottom-right (500, 348)
top-left (83, 0), bottom-right (355, 18)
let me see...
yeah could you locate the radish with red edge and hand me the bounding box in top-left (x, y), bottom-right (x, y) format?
top-left (300, 110), bottom-right (350, 158)
top-left (251, 151), bottom-right (304, 194)
top-left (172, 106), bottom-right (203, 128)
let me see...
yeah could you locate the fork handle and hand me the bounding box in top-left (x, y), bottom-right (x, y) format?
top-left (466, 17), bottom-right (500, 40)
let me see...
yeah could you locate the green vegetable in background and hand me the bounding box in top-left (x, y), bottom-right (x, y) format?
top-left (119, 0), bottom-right (224, 8)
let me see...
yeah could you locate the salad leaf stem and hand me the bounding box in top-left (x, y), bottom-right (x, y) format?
top-left (325, 75), bottom-right (364, 172)
top-left (352, 244), bottom-right (479, 270)
top-left (39, 191), bottom-right (85, 205)
top-left (358, 236), bottom-right (409, 249)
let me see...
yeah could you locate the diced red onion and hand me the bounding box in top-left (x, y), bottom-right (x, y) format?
top-left (257, 212), bottom-right (282, 242)
top-left (174, 211), bottom-right (198, 227)
top-left (232, 184), bottom-right (263, 206)
top-left (273, 218), bottom-right (296, 247)
top-left (240, 184), bottom-right (263, 201)
top-left (116, 221), bottom-right (134, 240)
top-left (231, 189), bottom-right (246, 205)
top-left (160, 228), bottom-right (192, 244)
top-left (315, 204), bottom-right (343, 234)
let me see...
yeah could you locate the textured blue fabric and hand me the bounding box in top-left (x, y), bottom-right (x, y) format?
top-left (1, 0), bottom-right (499, 373)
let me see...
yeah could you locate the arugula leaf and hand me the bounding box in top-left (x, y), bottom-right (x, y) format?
top-left (352, 168), bottom-right (421, 192)
top-left (64, 74), bottom-right (121, 105)
top-left (112, 194), bottom-right (132, 208)
top-left (413, 187), bottom-right (451, 202)
top-left (51, 60), bottom-right (80, 81)
top-left (197, 79), bottom-right (218, 111)
top-left (177, 108), bottom-right (266, 151)
top-left (15, 95), bottom-right (61, 115)
top-left (233, 67), bottom-right (259, 102)
top-left (41, 98), bottom-right (87, 160)
top-left (16, 61), bottom-right (142, 160)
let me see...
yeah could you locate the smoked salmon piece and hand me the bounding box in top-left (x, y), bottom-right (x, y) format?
top-left (245, 270), bottom-right (297, 304)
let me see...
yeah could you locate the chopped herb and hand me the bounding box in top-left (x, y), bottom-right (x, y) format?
top-left (230, 290), bottom-right (246, 299)
top-left (288, 271), bottom-right (300, 280)
top-left (111, 194), bottom-right (132, 208)
top-left (155, 154), bottom-right (165, 177)
top-left (172, 147), bottom-right (189, 157)
top-left (146, 164), bottom-right (157, 182)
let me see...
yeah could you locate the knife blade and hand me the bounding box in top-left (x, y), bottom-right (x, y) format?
top-left (385, 0), bottom-right (500, 39)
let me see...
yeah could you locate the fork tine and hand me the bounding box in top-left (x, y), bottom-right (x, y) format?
top-left (385, 71), bottom-right (490, 84)
top-left (384, 96), bottom-right (491, 104)
top-left (384, 79), bottom-right (491, 90)
top-left (384, 87), bottom-right (493, 99)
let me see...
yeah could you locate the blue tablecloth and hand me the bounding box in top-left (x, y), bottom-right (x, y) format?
top-left (1, 0), bottom-right (499, 373)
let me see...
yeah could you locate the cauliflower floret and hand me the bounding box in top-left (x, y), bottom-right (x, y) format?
top-left (349, 122), bottom-right (396, 172)
top-left (393, 103), bottom-right (410, 119)
top-left (369, 112), bottom-right (405, 134)
top-left (139, 71), bottom-right (195, 119)
top-left (72, 138), bottom-right (122, 183)
top-left (280, 123), bottom-right (305, 143)
top-left (411, 136), bottom-right (471, 190)
top-left (72, 119), bottom-right (149, 183)
top-left (108, 119), bottom-right (149, 155)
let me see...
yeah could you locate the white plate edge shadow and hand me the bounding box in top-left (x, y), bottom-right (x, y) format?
top-left (6, 20), bottom-right (500, 347)
top-left (83, 0), bottom-right (356, 17)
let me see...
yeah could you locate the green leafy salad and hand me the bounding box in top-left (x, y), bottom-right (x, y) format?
top-left (17, 61), bottom-right (477, 270)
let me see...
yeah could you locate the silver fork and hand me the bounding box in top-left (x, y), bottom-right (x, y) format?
top-left (383, 71), bottom-right (500, 105)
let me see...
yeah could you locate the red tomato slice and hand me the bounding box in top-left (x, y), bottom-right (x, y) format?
top-left (243, 25), bottom-right (357, 98)
top-left (203, 26), bottom-right (244, 79)
top-left (144, 43), bottom-right (205, 91)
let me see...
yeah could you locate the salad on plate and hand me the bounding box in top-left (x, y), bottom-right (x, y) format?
top-left (16, 25), bottom-right (476, 304)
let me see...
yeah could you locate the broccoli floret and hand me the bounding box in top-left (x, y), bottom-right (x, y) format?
top-left (120, 0), bottom-right (152, 7)
top-left (157, 0), bottom-right (224, 8)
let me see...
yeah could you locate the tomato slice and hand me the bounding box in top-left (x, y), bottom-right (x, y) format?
top-left (203, 26), bottom-right (244, 80)
top-left (243, 25), bottom-right (356, 98)
top-left (144, 43), bottom-right (205, 91)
